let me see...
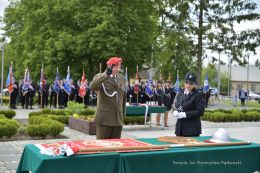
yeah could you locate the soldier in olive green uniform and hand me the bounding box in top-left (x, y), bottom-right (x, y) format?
top-left (89, 57), bottom-right (126, 139)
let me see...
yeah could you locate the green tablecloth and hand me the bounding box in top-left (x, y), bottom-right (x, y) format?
top-left (16, 137), bottom-right (260, 173)
top-left (16, 145), bottom-right (121, 173)
top-left (126, 105), bottom-right (166, 116)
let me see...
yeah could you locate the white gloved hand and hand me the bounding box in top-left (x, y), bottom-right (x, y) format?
top-left (173, 110), bottom-right (179, 117)
top-left (176, 112), bottom-right (186, 119)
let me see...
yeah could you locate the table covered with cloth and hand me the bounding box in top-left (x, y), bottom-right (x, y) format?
top-left (16, 136), bottom-right (260, 173)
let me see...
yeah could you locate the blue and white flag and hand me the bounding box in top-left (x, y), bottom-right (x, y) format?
top-left (145, 79), bottom-right (154, 98)
top-left (22, 68), bottom-right (32, 96)
top-left (203, 74), bottom-right (209, 93)
top-left (39, 64), bottom-right (46, 94)
top-left (6, 63), bottom-right (15, 93)
top-left (174, 74), bottom-right (180, 93)
top-left (54, 67), bottom-right (61, 94)
top-left (63, 66), bottom-right (71, 95)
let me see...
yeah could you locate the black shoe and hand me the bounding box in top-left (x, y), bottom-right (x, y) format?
top-left (30, 107), bottom-right (33, 109)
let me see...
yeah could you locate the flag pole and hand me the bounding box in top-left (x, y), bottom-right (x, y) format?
top-left (56, 66), bottom-right (59, 109)
top-left (83, 69), bottom-right (85, 106)
top-left (99, 63), bottom-right (102, 73)
top-left (9, 62), bottom-right (13, 108)
top-left (136, 65), bottom-right (139, 104)
top-left (9, 92), bottom-right (11, 108)
top-left (67, 66), bottom-right (70, 105)
top-left (204, 74), bottom-right (208, 107)
top-left (24, 67), bottom-right (28, 108)
top-left (125, 67), bottom-right (128, 94)
top-left (41, 63), bottom-right (43, 109)
top-left (57, 92), bottom-right (59, 108)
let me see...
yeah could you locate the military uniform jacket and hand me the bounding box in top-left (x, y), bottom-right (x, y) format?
top-left (174, 88), bottom-right (205, 136)
top-left (89, 72), bottom-right (126, 126)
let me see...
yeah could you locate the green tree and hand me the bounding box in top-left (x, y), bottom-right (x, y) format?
top-left (3, 0), bottom-right (158, 83)
top-left (202, 63), bottom-right (218, 87)
top-left (220, 72), bottom-right (229, 93)
top-left (153, 1), bottom-right (197, 82)
top-left (158, 0), bottom-right (260, 83)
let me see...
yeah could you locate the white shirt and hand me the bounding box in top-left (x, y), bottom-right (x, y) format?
top-left (184, 90), bottom-right (190, 96)
top-left (110, 74), bottom-right (117, 78)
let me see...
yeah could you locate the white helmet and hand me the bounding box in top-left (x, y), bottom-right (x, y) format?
top-left (209, 128), bottom-right (231, 143)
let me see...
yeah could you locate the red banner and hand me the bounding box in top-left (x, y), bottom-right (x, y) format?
top-left (35, 138), bottom-right (162, 155)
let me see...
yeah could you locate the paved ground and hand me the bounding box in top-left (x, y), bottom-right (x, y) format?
top-left (1, 104), bottom-right (260, 172)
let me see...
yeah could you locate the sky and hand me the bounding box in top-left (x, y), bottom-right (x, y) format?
top-left (0, 0), bottom-right (260, 66)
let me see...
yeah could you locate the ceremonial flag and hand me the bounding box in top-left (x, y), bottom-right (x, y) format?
top-left (134, 65), bottom-right (139, 94)
top-left (145, 79), bottom-right (154, 98)
top-left (203, 74), bottom-right (209, 93)
top-left (79, 70), bottom-right (87, 97)
top-left (6, 63), bottom-right (14, 94)
top-left (22, 68), bottom-right (31, 96)
top-left (174, 71), bottom-right (180, 93)
top-left (63, 66), bottom-right (71, 95)
top-left (54, 67), bottom-right (61, 94)
top-left (39, 64), bottom-right (46, 93)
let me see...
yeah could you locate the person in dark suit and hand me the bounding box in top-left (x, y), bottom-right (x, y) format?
top-left (58, 80), bottom-right (66, 109)
top-left (173, 72), bottom-right (205, 137)
top-left (83, 86), bottom-right (90, 107)
top-left (163, 80), bottom-right (176, 127)
top-left (239, 88), bottom-right (247, 107)
top-left (37, 80), bottom-right (49, 108)
top-left (30, 83), bottom-right (36, 109)
top-left (19, 80), bottom-right (26, 108)
top-left (126, 85), bottom-right (133, 103)
top-left (69, 80), bottom-right (76, 101)
top-left (10, 81), bottom-right (19, 109)
top-left (49, 83), bottom-right (57, 108)
top-left (155, 81), bottom-right (163, 125)
top-left (131, 84), bottom-right (141, 104)
top-left (204, 90), bottom-right (211, 107)
top-left (140, 83), bottom-right (148, 104)
top-left (26, 83), bottom-right (35, 109)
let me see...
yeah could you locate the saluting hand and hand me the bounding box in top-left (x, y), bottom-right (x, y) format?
top-left (106, 65), bottom-right (114, 76)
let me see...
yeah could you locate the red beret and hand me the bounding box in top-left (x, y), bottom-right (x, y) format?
top-left (106, 57), bottom-right (122, 66)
